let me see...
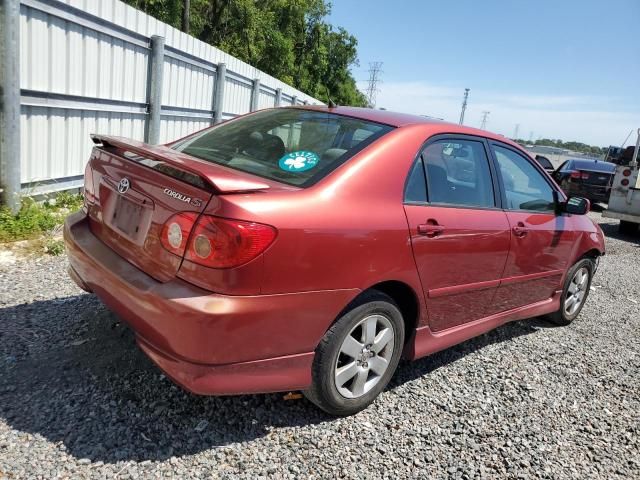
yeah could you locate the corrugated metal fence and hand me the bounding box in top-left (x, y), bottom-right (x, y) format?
top-left (2, 0), bottom-right (320, 201)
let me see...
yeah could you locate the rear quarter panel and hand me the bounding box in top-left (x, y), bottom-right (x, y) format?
top-left (213, 125), bottom-right (433, 324)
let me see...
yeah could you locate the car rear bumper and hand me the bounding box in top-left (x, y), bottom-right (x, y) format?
top-left (63, 211), bottom-right (358, 394)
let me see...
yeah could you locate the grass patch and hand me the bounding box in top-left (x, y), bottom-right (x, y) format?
top-left (43, 238), bottom-right (66, 256)
top-left (0, 191), bottom-right (83, 243)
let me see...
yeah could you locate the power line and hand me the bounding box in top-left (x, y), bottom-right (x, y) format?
top-left (480, 111), bottom-right (490, 130)
top-left (365, 62), bottom-right (383, 108)
top-left (459, 88), bottom-right (470, 125)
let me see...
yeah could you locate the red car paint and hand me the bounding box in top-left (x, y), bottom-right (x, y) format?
top-left (64, 106), bottom-right (605, 395)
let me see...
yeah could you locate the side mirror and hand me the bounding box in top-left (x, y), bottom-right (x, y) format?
top-left (563, 196), bottom-right (590, 215)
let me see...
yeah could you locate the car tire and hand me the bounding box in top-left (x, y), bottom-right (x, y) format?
top-left (619, 220), bottom-right (639, 235)
top-left (303, 290), bottom-right (405, 416)
top-left (545, 258), bottom-right (595, 326)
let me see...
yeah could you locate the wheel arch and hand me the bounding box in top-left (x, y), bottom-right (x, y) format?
top-left (580, 248), bottom-right (603, 261)
top-left (335, 280), bottom-right (421, 346)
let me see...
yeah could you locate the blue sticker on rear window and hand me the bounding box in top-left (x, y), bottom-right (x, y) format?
top-left (278, 151), bottom-right (320, 172)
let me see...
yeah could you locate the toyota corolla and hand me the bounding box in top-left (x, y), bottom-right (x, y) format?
top-left (64, 107), bottom-right (605, 415)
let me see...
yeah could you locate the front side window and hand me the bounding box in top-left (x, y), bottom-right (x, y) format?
top-left (493, 145), bottom-right (556, 211)
top-left (421, 139), bottom-right (495, 208)
top-left (172, 109), bottom-right (393, 187)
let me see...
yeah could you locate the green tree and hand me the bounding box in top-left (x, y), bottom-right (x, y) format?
top-left (515, 138), bottom-right (607, 157)
top-left (123, 0), bottom-right (367, 106)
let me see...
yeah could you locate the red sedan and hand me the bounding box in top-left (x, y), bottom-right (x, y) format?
top-left (64, 107), bottom-right (605, 415)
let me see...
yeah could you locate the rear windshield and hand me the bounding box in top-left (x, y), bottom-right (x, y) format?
top-left (172, 109), bottom-right (394, 187)
top-left (572, 160), bottom-right (616, 173)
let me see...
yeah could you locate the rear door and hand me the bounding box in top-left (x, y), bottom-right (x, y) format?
top-left (404, 136), bottom-right (511, 332)
top-left (489, 143), bottom-right (578, 311)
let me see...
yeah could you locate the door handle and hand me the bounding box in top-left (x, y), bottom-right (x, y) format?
top-left (512, 222), bottom-right (528, 237)
top-left (417, 220), bottom-right (444, 237)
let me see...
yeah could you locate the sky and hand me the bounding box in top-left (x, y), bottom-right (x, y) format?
top-left (329, 0), bottom-right (640, 147)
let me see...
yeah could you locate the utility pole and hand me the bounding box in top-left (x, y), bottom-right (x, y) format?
top-left (459, 88), bottom-right (470, 125)
top-left (528, 131), bottom-right (534, 143)
top-left (513, 123), bottom-right (520, 140)
top-left (365, 62), bottom-right (383, 108)
top-left (480, 111), bottom-right (490, 130)
top-left (0, 0), bottom-right (21, 212)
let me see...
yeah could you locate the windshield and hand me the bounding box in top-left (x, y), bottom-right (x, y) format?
top-left (173, 109), bottom-right (394, 187)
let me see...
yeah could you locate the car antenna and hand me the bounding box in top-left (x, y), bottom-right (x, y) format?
top-left (325, 86), bottom-right (337, 108)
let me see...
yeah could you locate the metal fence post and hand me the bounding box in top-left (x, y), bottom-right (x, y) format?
top-left (250, 79), bottom-right (260, 112)
top-left (275, 88), bottom-right (282, 107)
top-left (0, 0), bottom-right (21, 212)
top-left (146, 35), bottom-right (164, 144)
top-left (212, 63), bottom-right (226, 124)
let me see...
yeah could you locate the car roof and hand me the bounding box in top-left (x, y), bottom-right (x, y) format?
top-left (291, 105), bottom-right (519, 146)
top-left (569, 159), bottom-right (616, 171)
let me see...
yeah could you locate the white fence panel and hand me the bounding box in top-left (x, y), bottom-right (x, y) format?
top-left (259, 90), bottom-right (277, 110)
top-left (223, 76), bottom-right (253, 116)
top-left (159, 117), bottom-right (210, 145)
top-left (162, 57), bottom-right (214, 111)
top-left (280, 95), bottom-right (295, 107)
top-left (13, 0), bottom-right (322, 195)
top-left (20, 106), bottom-right (146, 189)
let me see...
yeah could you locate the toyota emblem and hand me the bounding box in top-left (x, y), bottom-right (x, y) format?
top-left (117, 178), bottom-right (130, 194)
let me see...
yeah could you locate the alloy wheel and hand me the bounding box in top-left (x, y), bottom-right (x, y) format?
top-left (564, 266), bottom-right (589, 316)
top-left (334, 314), bottom-right (395, 399)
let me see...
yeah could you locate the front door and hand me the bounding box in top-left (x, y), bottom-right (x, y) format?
top-left (403, 137), bottom-right (511, 332)
top-left (489, 143), bottom-right (578, 311)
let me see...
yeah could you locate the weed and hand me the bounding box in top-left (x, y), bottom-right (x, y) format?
top-left (44, 238), bottom-right (66, 256)
top-left (0, 193), bottom-right (83, 243)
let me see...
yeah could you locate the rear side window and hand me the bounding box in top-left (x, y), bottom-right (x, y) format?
top-left (493, 145), bottom-right (556, 211)
top-left (172, 109), bottom-right (393, 187)
top-left (421, 139), bottom-right (495, 208)
top-left (404, 157), bottom-right (428, 203)
top-left (558, 160), bottom-right (571, 172)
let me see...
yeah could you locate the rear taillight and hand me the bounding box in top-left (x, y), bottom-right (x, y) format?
top-left (83, 162), bottom-right (95, 205)
top-left (160, 212), bottom-right (198, 256)
top-left (160, 214), bottom-right (277, 268)
top-left (569, 171), bottom-right (589, 180)
top-left (185, 216), bottom-right (277, 268)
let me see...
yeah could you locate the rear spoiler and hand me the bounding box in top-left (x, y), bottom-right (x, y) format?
top-left (90, 134), bottom-right (271, 193)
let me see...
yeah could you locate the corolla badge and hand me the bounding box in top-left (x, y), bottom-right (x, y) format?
top-left (117, 178), bottom-right (130, 194)
top-left (163, 188), bottom-right (203, 207)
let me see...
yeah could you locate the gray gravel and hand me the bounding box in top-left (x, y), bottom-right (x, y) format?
top-left (1, 211), bottom-right (639, 479)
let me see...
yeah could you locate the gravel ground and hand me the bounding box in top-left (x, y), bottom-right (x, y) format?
top-left (1, 211), bottom-right (638, 479)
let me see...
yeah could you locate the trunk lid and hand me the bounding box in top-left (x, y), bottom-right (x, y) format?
top-left (579, 169), bottom-right (614, 186)
top-left (85, 135), bottom-right (273, 282)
